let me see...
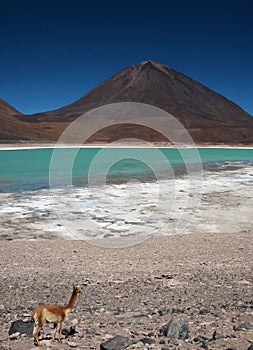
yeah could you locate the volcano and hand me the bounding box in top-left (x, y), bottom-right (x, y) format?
top-left (1, 60), bottom-right (253, 144)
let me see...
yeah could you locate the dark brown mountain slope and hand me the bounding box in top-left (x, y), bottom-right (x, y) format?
top-left (0, 99), bottom-right (27, 141)
top-left (0, 99), bottom-right (67, 142)
top-left (2, 60), bottom-right (253, 144)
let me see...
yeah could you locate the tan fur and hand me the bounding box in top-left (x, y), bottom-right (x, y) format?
top-left (32, 285), bottom-right (82, 346)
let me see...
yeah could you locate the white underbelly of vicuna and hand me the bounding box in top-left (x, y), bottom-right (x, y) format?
top-left (44, 310), bottom-right (61, 323)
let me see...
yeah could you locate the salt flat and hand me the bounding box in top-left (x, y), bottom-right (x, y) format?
top-left (0, 162), bottom-right (252, 245)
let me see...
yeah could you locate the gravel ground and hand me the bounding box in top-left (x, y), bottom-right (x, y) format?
top-left (0, 232), bottom-right (252, 350)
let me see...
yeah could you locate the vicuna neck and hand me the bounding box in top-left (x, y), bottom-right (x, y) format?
top-left (65, 290), bottom-right (78, 311)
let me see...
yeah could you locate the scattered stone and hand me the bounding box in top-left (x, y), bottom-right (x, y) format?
top-left (199, 308), bottom-right (210, 315)
top-left (158, 308), bottom-right (170, 316)
top-left (247, 345), bottom-right (253, 350)
top-left (8, 319), bottom-right (34, 338)
top-left (62, 325), bottom-right (77, 338)
top-left (212, 330), bottom-right (232, 340)
top-left (39, 339), bottom-right (51, 346)
top-left (160, 319), bottom-right (189, 341)
top-left (115, 311), bottom-right (149, 319)
top-left (86, 327), bottom-right (97, 335)
top-left (100, 335), bottom-right (136, 350)
top-left (147, 332), bottom-right (155, 337)
top-left (71, 318), bottom-right (79, 327)
top-left (193, 335), bottom-right (209, 343)
top-left (128, 341), bottom-right (145, 349)
top-left (233, 322), bottom-right (253, 331)
top-left (139, 337), bottom-right (156, 345)
top-left (113, 307), bottom-right (125, 315)
top-left (171, 307), bottom-right (185, 314)
top-left (200, 341), bottom-right (208, 349)
top-left (9, 331), bottom-right (20, 340)
top-left (62, 328), bottom-right (69, 336)
top-left (68, 341), bottom-right (78, 347)
top-left (154, 274), bottom-right (175, 280)
top-left (160, 324), bottom-right (168, 336)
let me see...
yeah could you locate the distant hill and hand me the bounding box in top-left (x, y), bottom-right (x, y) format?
top-left (1, 60), bottom-right (253, 144)
top-left (0, 98), bottom-right (62, 142)
top-left (0, 98), bottom-right (28, 141)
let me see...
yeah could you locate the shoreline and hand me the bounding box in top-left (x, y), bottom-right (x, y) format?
top-left (1, 141), bottom-right (253, 150)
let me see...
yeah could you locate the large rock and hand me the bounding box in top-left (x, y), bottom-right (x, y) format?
top-left (100, 335), bottom-right (136, 350)
top-left (160, 319), bottom-right (189, 341)
top-left (8, 319), bottom-right (34, 338)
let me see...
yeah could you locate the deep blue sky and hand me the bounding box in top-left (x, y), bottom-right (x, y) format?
top-left (1, 0), bottom-right (252, 115)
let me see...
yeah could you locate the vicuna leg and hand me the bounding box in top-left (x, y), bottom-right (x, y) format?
top-left (58, 320), bottom-right (63, 342)
top-left (33, 322), bottom-right (42, 346)
top-left (53, 325), bottom-right (58, 342)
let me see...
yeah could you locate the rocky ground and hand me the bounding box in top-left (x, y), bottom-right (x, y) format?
top-left (0, 232), bottom-right (252, 350)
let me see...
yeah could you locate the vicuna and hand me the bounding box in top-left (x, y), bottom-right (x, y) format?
top-left (32, 285), bottom-right (82, 346)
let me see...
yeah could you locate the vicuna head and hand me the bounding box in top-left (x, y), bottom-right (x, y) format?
top-left (73, 285), bottom-right (82, 296)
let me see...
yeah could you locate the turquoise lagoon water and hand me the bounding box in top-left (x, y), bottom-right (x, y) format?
top-left (0, 147), bottom-right (252, 192)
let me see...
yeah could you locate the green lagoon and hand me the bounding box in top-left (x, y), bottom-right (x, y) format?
top-left (0, 147), bottom-right (252, 192)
